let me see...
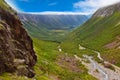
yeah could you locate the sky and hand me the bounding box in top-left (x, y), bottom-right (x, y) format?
top-left (5, 0), bottom-right (120, 15)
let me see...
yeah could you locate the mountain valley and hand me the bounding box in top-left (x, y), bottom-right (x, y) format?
top-left (1, 0), bottom-right (120, 80)
top-left (18, 13), bottom-right (88, 41)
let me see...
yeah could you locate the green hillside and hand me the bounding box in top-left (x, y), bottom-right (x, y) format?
top-left (22, 21), bottom-right (69, 42)
top-left (61, 4), bottom-right (120, 67)
top-left (65, 12), bottom-right (120, 49)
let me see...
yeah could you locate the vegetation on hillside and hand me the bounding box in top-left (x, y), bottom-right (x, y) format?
top-left (102, 49), bottom-right (120, 67)
top-left (61, 12), bottom-right (120, 67)
top-left (22, 21), bottom-right (69, 42)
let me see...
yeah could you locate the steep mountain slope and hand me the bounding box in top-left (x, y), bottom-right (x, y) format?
top-left (0, 0), bottom-right (36, 78)
top-left (19, 13), bottom-right (88, 29)
top-left (18, 13), bottom-right (88, 41)
top-left (61, 2), bottom-right (120, 66)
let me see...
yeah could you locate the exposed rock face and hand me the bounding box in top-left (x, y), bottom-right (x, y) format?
top-left (93, 2), bottom-right (120, 17)
top-left (0, 0), bottom-right (37, 78)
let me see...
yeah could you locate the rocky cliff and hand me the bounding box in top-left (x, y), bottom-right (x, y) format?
top-left (93, 2), bottom-right (120, 17)
top-left (0, 0), bottom-right (37, 78)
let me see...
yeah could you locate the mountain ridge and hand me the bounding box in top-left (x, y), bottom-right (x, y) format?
top-left (93, 2), bottom-right (120, 17)
top-left (18, 13), bottom-right (89, 41)
top-left (19, 13), bottom-right (88, 29)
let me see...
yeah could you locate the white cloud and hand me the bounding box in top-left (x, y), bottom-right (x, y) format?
top-left (48, 2), bottom-right (57, 6)
top-left (74, 0), bottom-right (120, 14)
top-left (23, 11), bottom-right (90, 15)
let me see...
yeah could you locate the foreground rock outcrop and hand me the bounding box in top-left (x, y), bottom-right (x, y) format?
top-left (0, 0), bottom-right (37, 78)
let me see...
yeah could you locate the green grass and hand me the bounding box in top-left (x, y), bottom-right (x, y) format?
top-left (23, 21), bottom-right (70, 42)
top-left (0, 73), bottom-right (33, 80)
top-left (101, 49), bottom-right (120, 67)
top-left (32, 38), bottom-right (97, 80)
top-left (61, 39), bottom-right (97, 58)
top-left (63, 12), bottom-right (120, 50)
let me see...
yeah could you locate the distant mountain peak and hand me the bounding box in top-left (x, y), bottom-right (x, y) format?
top-left (93, 2), bottom-right (120, 17)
